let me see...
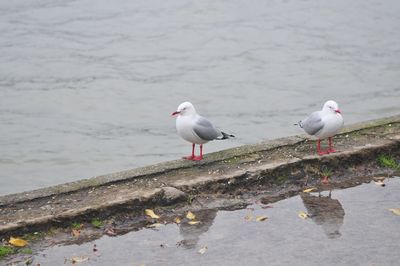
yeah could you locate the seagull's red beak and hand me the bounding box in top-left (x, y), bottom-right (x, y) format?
top-left (335, 109), bottom-right (341, 114)
top-left (171, 111), bottom-right (180, 116)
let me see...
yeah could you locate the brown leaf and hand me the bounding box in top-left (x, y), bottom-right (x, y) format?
top-left (173, 217), bottom-right (182, 224)
top-left (71, 229), bottom-right (81, 237)
top-left (104, 228), bottom-right (117, 236)
top-left (261, 205), bottom-right (273, 209)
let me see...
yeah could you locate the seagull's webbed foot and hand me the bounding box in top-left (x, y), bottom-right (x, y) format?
top-left (192, 156), bottom-right (203, 161)
top-left (183, 155), bottom-right (195, 160)
top-left (318, 150), bottom-right (329, 156)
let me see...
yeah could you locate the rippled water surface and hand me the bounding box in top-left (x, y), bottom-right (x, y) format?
top-left (1, 0), bottom-right (400, 195)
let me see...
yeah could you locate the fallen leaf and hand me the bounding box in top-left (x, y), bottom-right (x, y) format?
top-left (186, 211), bottom-right (196, 220)
top-left (104, 227), bottom-right (117, 236)
top-left (147, 223), bottom-right (163, 228)
top-left (256, 216), bottom-right (268, 222)
top-left (244, 214), bottom-right (253, 221)
top-left (71, 229), bottom-right (81, 237)
top-left (374, 181), bottom-right (385, 187)
top-left (71, 256), bottom-right (89, 264)
top-left (298, 211), bottom-right (309, 219)
top-left (173, 217), bottom-right (181, 224)
top-left (261, 205), bottom-right (273, 209)
top-left (145, 209), bottom-right (160, 219)
top-left (373, 176), bottom-right (386, 181)
top-left (303, 187), bottom-right (316, 193)
top-left (388, 208), bottom-right (400, 216)
top-left (188, 220), bottom-right (200, 225)
top-left (9, 237), bottom-right (28, 247)
top-left (198, 245), bottom-right (208, 254)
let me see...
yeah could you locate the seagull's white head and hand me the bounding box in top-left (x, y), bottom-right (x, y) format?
top-left (171, 101), bottom-right (197, 117)
top-left (322, 100), bottom-right (341, 114)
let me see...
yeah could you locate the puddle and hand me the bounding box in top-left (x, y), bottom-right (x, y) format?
top-left (4, 177), bottom-right (400, 266)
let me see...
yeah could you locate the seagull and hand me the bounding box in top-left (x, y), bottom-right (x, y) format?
top-left (298, 100), bottom-right (344, 155)
top-left (172, 102), bottom-right (234, 161)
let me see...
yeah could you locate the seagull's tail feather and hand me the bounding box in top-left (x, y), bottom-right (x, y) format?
top-left (294, 121), bottom-right (303, 128)
top-left (217, 131), bottom-right (235, 140)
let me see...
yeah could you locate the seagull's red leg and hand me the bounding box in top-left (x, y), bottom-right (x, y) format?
top-left (328, 137), bottom-right (337, 153)
top-left (317, 139), bottom-right (328, 155)
top-left (193, 144), bottom-right (203, 161)
top-left (183, 143), bottom-right (195, 160)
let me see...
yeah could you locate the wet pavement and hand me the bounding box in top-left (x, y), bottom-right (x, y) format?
top-left (3, 176), bottom-right (400, 266)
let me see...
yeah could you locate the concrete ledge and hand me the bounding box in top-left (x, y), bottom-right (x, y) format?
top-left (0, 114), bottom-right (399, 236)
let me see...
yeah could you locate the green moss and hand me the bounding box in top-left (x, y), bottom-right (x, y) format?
top-left (91, 218), bottom-right (104, 228)
top-left (71, 222), bottom-right (82, 229)
top-left (378, 155), bottom-right (400, 170)
top-left (0, 246), bottom-right (16, 258)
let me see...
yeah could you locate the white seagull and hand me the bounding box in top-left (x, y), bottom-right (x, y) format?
top-left (298, 100), bottom-right (344, 155)
top-left (172, 102), bottom-right (234, 161)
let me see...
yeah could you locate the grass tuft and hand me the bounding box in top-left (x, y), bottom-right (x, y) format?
top-left (91, 218), bottom-right (104, 228)
top-left (378, 155), bottom-right (400, 170)
top-left (0, 246), bottom-right (16, 258)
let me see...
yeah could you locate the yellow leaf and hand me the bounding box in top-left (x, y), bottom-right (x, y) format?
top-left (71, 256), bottom-right (89, 264)
top-left (374, 181), bottom-right (385, 187)
top-left (298, 211), bottom-right (309, 219)
top-left (147, 223), bottom-right (163, 228)
top-left (9, 237), bottom-right (28, 247)
top-left (256, 216), bottom-right (268, 222)
top-left (303, 187), bottom-right (316, 193)
top-left (244, 214), bottom-right (253, 221)
top-left (188, 220), bottom-right (200, 225)
top-left (186, 211), bottom-right (196, 220)
top-left (71, 229), bottom-right (81, 237)
top-left (198, 245), bottom-right (208, 254)
top-left (173, 217), bottom-right (181, 224)
top-left (145, 209), bottom-right (160, 219)
top-left (373, 176), bottom-right (386, 182)
top-left (389, 208), bottom-right (400, 216)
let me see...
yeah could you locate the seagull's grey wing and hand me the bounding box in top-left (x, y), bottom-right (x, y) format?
top-left (193, 116), bottom-right (222, 141)
top-left (300, 111), bottom-right (324, 135)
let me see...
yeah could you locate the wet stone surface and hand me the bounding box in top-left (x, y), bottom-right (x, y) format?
top-left (2, 176), bottom-right (399, 266)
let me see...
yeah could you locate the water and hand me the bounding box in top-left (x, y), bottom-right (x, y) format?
top-left (1, 0), bottom-right (400, 195)
top-left (10, 177), bottom-right (400, 265)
